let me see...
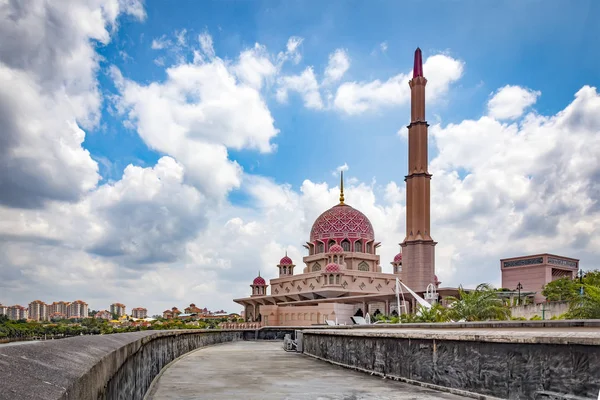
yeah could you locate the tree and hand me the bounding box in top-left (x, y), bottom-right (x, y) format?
top-left (446, 283), bottom-right (511, 322)
top-left (414, 303), bottom-right (449, 323)
top-left (566, 284), bottom-right (600, 319)
top-left (542, 278), bottom-right (578, 302)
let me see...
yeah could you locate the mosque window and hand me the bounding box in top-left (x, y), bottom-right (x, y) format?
top-left (328, 239), bottom-right (336, 250)
top-left (366, 243), bottom-right (372, 253)
top-left (282, 266), bottom-right (286, 274)
top-left (341, 240), bottom-right (350, 252)
top-left (354, 241), bottom-right (363, 252)
top-left (335, 275), bottom-right (340, 284)
top-left (358, 261), bottom-right (369, 272)
top-left (312, 263), bottom-right (321, 272)
top-left (317, 242), bottom-right (324, 253)
top-left (329, 275), bottom-right (334, 284)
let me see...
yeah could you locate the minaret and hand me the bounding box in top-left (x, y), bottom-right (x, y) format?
top-left (400, 48), bottom-right (436, 293)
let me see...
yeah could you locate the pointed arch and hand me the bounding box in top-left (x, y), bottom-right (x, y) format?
top-left (358, 261), bottom-right (369, 272)
top-left (328, 239), bottom-right (336, 250)
top-left (341, 239), bottom-right (350, 252)
top-left (312, 262), bottom-right (321, 272)
top-left (317, 242), bottom-right (324, 253)
top-left (354, 241), bottom-right (363, 252)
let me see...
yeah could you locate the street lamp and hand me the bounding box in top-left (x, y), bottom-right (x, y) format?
top-left (516, 282), bottom-right (523, 306)
top-left (578, 269), bottom-right (584, 297)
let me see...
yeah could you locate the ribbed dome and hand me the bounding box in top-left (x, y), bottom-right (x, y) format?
top-left (324, 263), bottom-right (341, 273)
top-left (279, 255), bottom-right (293, 265)
top-left (310, 204), bottom-right (374, 242)
top-left (329, 244), bottom-right (344, 254)
top-left (253, 276), bottom-right (266, 285)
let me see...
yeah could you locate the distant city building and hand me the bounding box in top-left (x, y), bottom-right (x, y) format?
top-left (0, 304), bottom-right (7, 316)
top-left (28, 300), bottom-right (48, 321)
top-left (95, 310), bottom-right (112, 320)
top-left (131, 307), bottom-right (148, 319)
top-left (48, 301), bottom-right (69, 317)
top-left (184, 303), bottom-right (204, 314)
top-left (162, 307), bottom-right (181, 319)
top-left (67, 300), bottom-right (88, 319)
top-left (7, 305), bottom-right (27, 320)
top-left (110, 303), bottom-right (126, 317)
top-left (501, 253), bottom-right (579, 304)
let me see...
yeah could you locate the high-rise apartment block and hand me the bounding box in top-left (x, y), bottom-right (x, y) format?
top-left (67, 300), bottom-right (88, 319)
top-left (131, 307), bottom-right (147, 319)
top-left (110, 303), bottom-right (126, 317)
top-left (28, 300), bottom-right (49, 321)
top-left (7, 305), bottom-right (27, 320)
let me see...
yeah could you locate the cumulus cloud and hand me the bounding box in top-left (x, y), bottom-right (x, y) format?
top-left (0, 0), bottom-right (144, 208)
top-left (487, 85), bottom-right (541, 120)
top-left (111, 36), bottom-right (280, 198)
top-left (334, 53), bottom-right (464, 115)
top-left (232, 43), bottom-right (277, 90)
top-left (275, 67), bottom-right (323, 109)
top-left (323, 49), bottom-right (350, 85)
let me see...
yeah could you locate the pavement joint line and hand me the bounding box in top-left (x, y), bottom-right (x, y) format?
top-left (302, 351), bottom-right (504, 400)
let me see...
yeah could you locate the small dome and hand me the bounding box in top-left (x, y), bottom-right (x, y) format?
top-left (329, 244), bottom-right (344, 254)
top-left (253, 276), bottom-right (266, 286)
top-left (393, 252), bottom-right (402, 263)
top-left (279, 255), bottom-right (293, 265)
top-left (434, 275), bottom-right (441, 285)
top-left (324, 263), bottom-right (341, 273)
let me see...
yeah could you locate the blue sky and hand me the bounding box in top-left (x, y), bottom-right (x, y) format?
top-left (90, 0), bottom-right (600, 192)
top-left (2, 0), bottom-right (600, 313)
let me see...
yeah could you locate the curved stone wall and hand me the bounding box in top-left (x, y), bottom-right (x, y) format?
top-left (0, 330), bottom-right (243, 400)
top-left (301, 327), bottom-right (600, 399)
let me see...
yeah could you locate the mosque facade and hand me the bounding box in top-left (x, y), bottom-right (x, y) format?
top-left (232, 48), bottom-right (441, 326)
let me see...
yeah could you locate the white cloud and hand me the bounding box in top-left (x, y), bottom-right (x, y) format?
top-left (232, 43), bottom-right (277, 90)
top-left (0, 0), bottom-right (144, 209)
top-left (334, 54), bottom-right (464, 115)
top-left (323, 49), bottom-right (350, 84)
top-left (112, 41), bottom-right (280, 198)
top-left (199, 32), bottom-right (215, 59)
top-left (487, 85), bottom-right (541, 120)
top-left (151, 35), bottom-right (171, 49)
top-left (276, 36), bottom-right (304, 67)
top-left (276, 67), bottom-right (323, 109)
top-left (332, 163), bottom-right (349, 176)
top-left (380, 42), bottom-right (388, 53)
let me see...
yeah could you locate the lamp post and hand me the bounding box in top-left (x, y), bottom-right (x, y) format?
top-left (516, 282), bottom-right (523, 306)
top-left (579, 269), bottom-right (584, 297)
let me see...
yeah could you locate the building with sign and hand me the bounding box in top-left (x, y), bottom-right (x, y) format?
top-left (501, 254), bottom-right (579, 303)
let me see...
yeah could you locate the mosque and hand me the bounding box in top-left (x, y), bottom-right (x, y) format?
top-left (232, 48), bottom-right (449, 326)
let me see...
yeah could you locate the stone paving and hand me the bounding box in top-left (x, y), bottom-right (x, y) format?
top-left (146, 341), bottom-right (469, 400)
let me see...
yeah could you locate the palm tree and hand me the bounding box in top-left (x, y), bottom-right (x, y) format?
top-left (414, 303), bottom-right (449, 323)
top-left (566, 284), bottom-right (600, 319)
top-left (446, 283), bottom-right (511, 321)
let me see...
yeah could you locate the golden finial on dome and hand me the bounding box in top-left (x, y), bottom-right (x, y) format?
top-left (339, 170), bottom-right (345, 205)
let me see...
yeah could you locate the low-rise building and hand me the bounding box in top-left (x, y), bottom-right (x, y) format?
top-left (95, 310), bottom-right (112, 320)
top-left (501, 253), bottom-right (579, 304)
top-left (131, 307), bottom-right (147, 319)
top-left (162, 307), bottom-right (181, 319)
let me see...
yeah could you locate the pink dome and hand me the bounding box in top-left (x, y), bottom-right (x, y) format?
top-left (434, 275), bottom-right (441, 285)
top-left (393, 252), bottom-right (402, 263)
top-left (253, 276), bottom-right (266, 286)
top-left (279, 255), bottom-right (293, 265)
top-left (324, 263), bottom-right (341, 273)
top-left (329, 244), bottom-right (344, 253)
top-left (310, 204), bottom-right (375, 242)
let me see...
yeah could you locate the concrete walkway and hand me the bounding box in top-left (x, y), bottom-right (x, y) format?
top-left (146, 341), bottom-right (468, 400)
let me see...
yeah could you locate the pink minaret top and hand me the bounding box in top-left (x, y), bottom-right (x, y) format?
top-left (413, 47), bottom-right (423, 78)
